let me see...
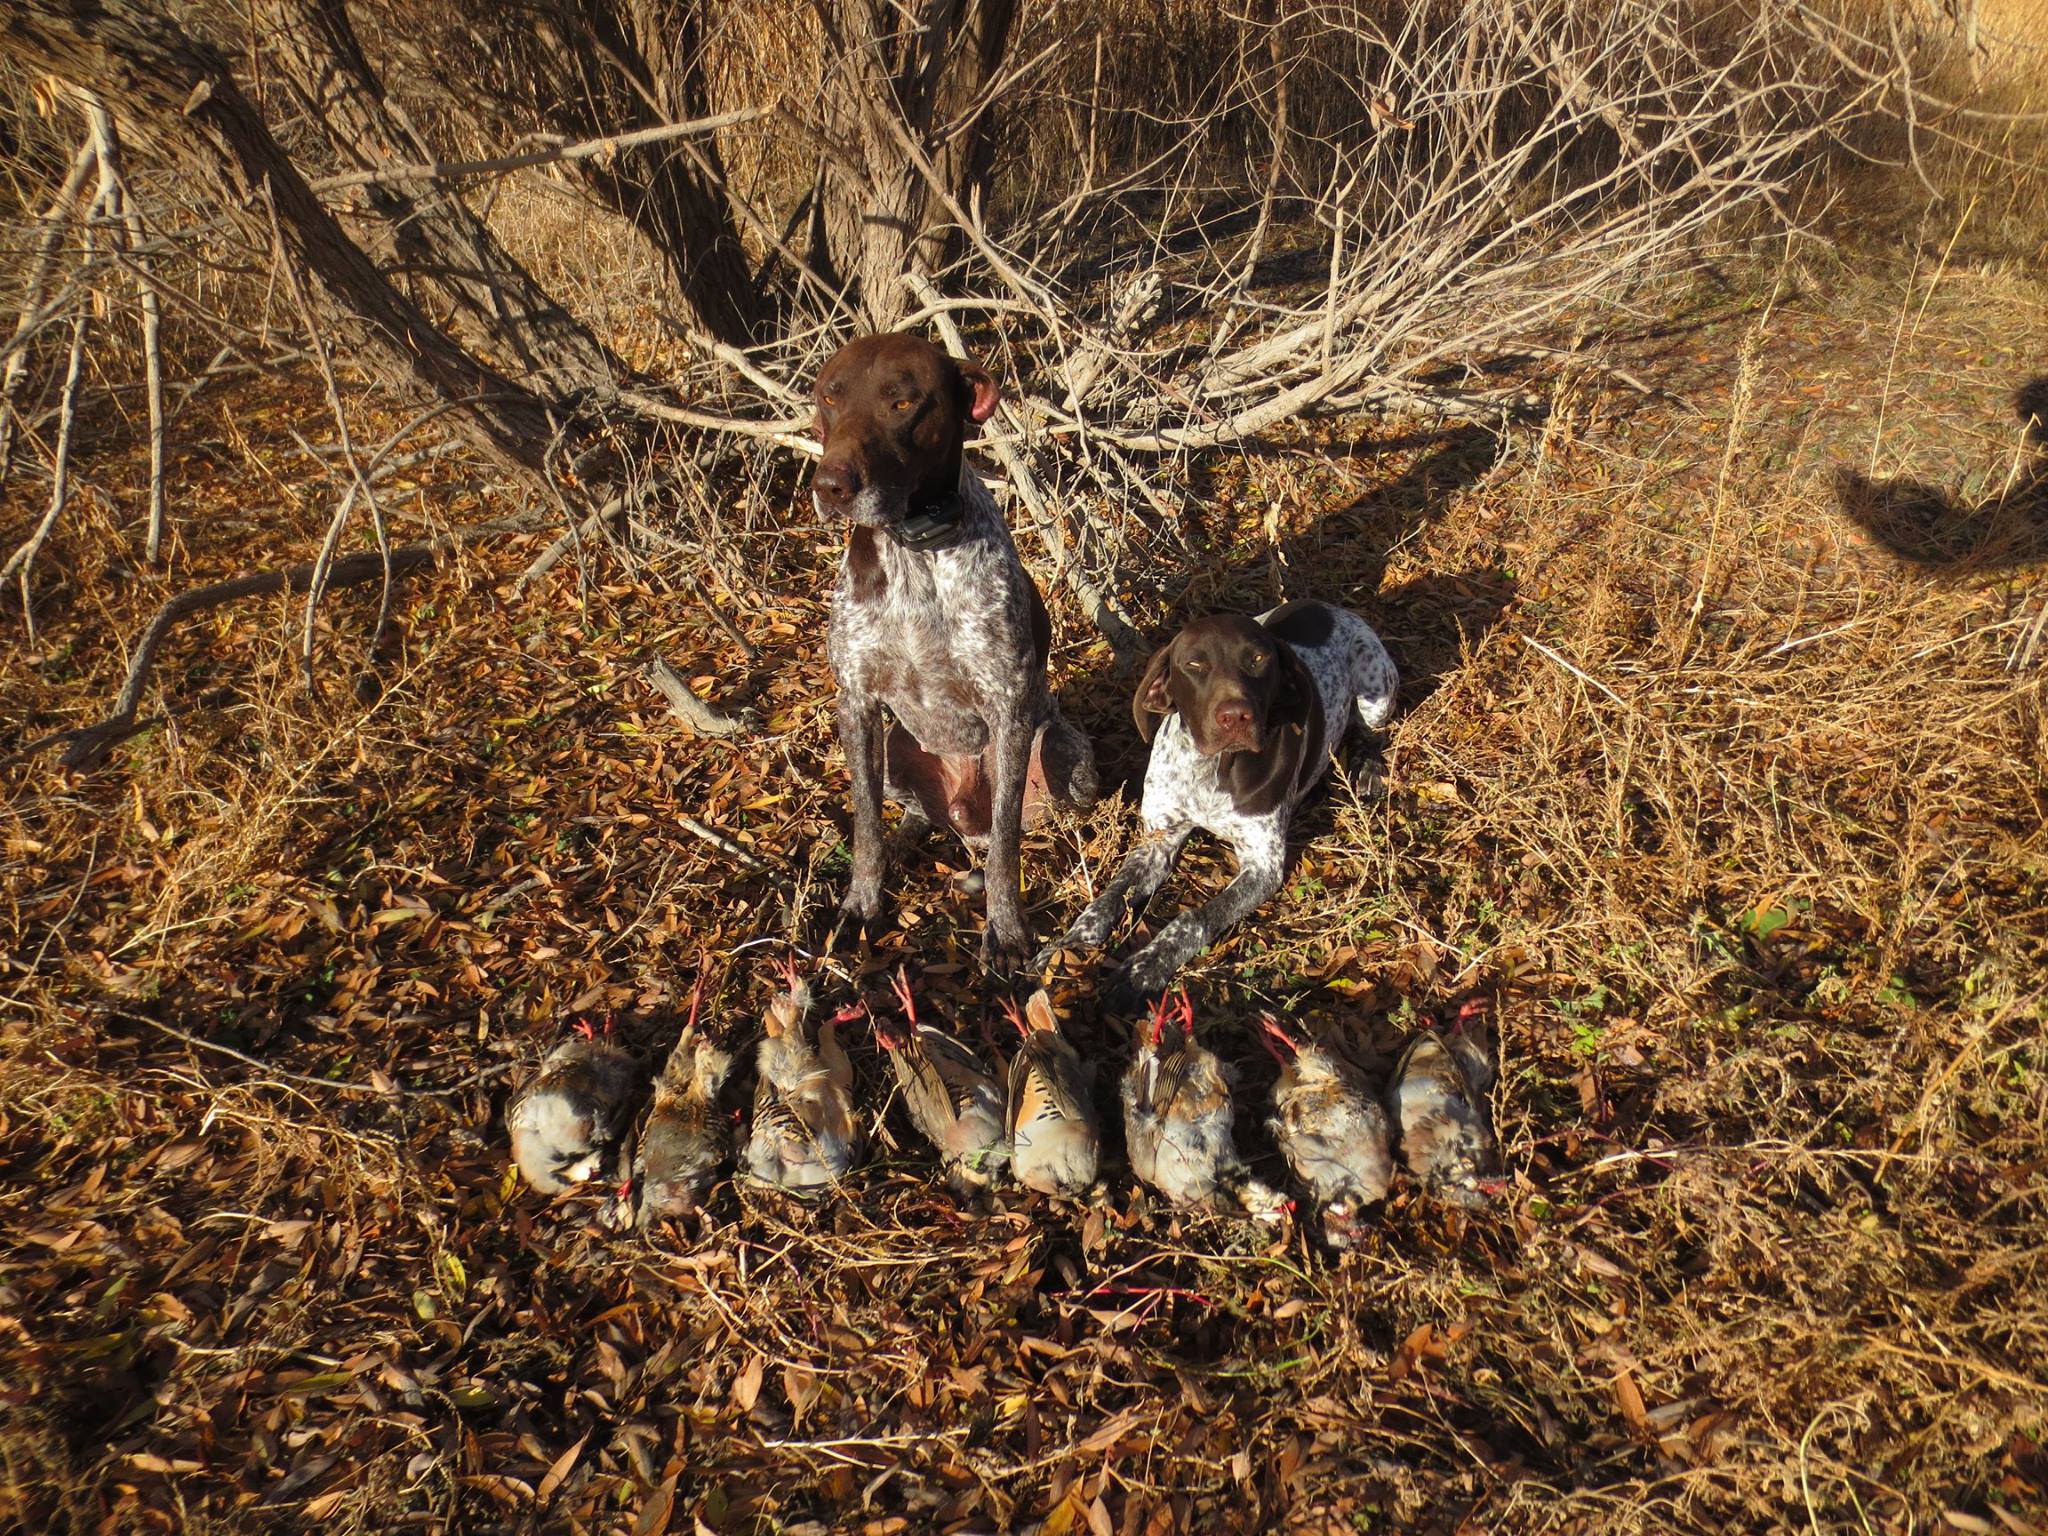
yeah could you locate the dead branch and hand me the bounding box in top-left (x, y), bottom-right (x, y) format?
top-left (0, 136), bottom-right (95, 481)
top-left (79, 93), bottom-right (169, 566)
top-left (677, 815), bottom-right (779, 870)
top-left (511, 497), bottom-right (627, 599)
top-left (7, 0), bottom-right (572, 486)
top-left (2, 304), bottom-right (91, 639)
top-left (307, 108), bottom-right (770, 194)
top-left (35, 509), bottom-right (551, 772)
top-left (643, 658), bottom-right (754, 739)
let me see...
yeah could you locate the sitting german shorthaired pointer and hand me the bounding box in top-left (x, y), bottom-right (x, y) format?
top-left (813, 332), bottom-right (1097, 970)
top-left (1035, 601), bottom-right (1397, 999)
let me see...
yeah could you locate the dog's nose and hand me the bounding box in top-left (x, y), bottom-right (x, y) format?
top-left (1214, 701), bottom-right (1254, 734)
top-left (813, 460), bottom-right (862, 505)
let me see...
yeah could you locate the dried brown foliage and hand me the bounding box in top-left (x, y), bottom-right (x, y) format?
top-left (2, 1), bottom-right (2047, 1533)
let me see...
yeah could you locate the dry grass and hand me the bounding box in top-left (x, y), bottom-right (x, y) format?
top-left (5, 6), bottom-right (2048, 1528)
top-left (4, 216), bottom-right (2047, 1532)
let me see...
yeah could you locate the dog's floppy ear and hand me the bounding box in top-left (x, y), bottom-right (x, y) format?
top-left (957, 360), bottom-right (1000, 427)
top-left (1226, 640), bottom-right (1325, 817)
top-left (1131, 635), bottom-right (1181, 744)
top-left (1272, 635), bottom-right (1316, 719)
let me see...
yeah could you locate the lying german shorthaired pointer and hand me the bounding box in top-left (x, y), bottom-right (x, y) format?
top-left (813, 332), bottom-right (1097, 969)
top-left (1035, 601), bottom-right (1397, 999)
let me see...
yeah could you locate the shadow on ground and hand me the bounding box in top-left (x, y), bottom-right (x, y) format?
top-left (1834, 376), bottom-right (2048, 571)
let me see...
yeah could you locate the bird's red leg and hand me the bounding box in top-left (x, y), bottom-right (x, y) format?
top-left (888, 965), bottom-right (918, 1027)
top-left (1255, 1013), bottom-right (1296, 1064)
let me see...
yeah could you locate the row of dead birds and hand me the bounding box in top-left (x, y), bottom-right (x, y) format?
top-left (507, 958), bottom-right (1503, 1248)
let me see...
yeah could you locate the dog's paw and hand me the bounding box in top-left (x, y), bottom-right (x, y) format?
top-left (980, 923), bottom-right (1034, 980)
top-left (1109, 950), bottom-right (1183, 1012)
top-left (1101, 966), bottom-right (1150, 1017)
top-left (839, 879), bottom-right (883, 923)
top-left (822, 890), bottom-right (885, 953)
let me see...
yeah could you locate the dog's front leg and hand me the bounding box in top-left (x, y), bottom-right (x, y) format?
top-left (839, 690), bottom-right (888, 925)
top-left (1031, 826), bottom-right (1193, 972)
top-left (979, 705), bottom-right (1036, 973)
top-left (1111, 825), bottom-right (1287, 1006)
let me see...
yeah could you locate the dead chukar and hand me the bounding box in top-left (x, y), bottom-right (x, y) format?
top-left (1258, 1013), bottom-right (1392, 1248)
top-left (507, 1019), bottom-right (640, 1197)
top-left (1389, 1001), bottom-right (1503, 1210)
top-left (876, 967), bottom-right (1008, 1191)
top-left (635, 969), bottom-right (734, 1227)
top-left (1005, 989), bottom-right (1099, 1197)
top-left (1121, 989), bottom-right (1241, 1206)
top-left (742, 955), bottom-right (862, 1192)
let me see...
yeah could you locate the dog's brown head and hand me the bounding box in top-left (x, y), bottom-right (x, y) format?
top-left (1132, 613), bottom-right (1324, 816)
top-left (810, 333), bottom-right (999, 546)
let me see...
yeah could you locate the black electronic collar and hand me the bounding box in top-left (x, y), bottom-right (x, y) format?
top-left (889, 489), bottom-right (970, 551)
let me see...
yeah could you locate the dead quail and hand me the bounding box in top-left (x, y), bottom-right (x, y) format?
top-left (1389, 1002), bottom-right (1503, 1210)
top-left (743, 955), bottom-right (863, 1192)
top-left (1005, 989), bottom-right (1099, 1197)
top-left (1258, 1013), bottom-right (1393, 1248)
top-left (507, 1018), bottom-right (640, 1197)
top-left (635, 970), bottom-right (734, 1228)
top-left (1121, 989), bottom-right (1240, 1206)
top-left (876, 967), bottom-right (1009, 1191)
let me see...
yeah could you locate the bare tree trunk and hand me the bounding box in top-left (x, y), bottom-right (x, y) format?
top-left (434, 0), bottom-right (764, 347)
top-left (816, 0), bottom-right (1018, 325)
top-left (267, 0), bottom-right (640, 402)
top-left (2, 0), bottom-right (566, 482)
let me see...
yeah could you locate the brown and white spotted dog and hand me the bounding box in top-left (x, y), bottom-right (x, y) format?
top-left (1035, 601), bottom-right (1397, 1001)
top-left (812, 332), bottom-right (1097, 971)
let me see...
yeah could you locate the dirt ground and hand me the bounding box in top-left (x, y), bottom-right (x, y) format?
top-left (3, 194), bottom-right (2046, 1535)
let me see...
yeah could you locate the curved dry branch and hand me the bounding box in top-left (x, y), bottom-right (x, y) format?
top-left (25, 509), bottom-right (552, 772)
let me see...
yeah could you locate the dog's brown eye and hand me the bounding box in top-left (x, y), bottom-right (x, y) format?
top-left (821, 393), bottom-right (837, 408)
top-left (1182, 658), bottom-right (1207, 676)
top-left (893, 398), bottom-right (913, 412)
top-left (1245, 651), bottom-right (1269, 673)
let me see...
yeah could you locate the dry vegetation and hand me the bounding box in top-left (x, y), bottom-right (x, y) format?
top-left (2, 0), bottom-right (2047, 1532)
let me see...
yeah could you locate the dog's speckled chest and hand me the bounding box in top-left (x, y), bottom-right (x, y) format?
top-left (827, 471), bottom-right (1044, 757)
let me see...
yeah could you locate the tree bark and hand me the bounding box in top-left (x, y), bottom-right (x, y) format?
top-left (1, 0), bottom-right (568, 484)
top-left (816, 0), bottom-right (1018, 325)
top-left (268, 0), bottom-right (640, 403)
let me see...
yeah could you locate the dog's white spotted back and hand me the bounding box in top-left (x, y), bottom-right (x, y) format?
top-left (1256, 602), bottom-right (1400, 739)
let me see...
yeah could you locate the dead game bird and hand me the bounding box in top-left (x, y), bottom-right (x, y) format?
top-left (635, 970), bottom-right (734, 1227)
top-left (507, 1019), bottom-right (640, 1197)
top-left (1259, 1013), bottom-right (1393, 1247)
top-left (1121, 990), bottom-right (1240, 1206)
top-left (1389, 1003), bottom-right (1503, 1210)
top-left (876, 967), bottom-right (1009, 1191)
top-left (743, 955), bottom-right (863, 1192)
top-left (1005, 989), bottom-right (1100, 1197)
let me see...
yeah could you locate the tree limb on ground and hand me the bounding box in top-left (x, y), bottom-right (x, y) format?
top-left (16, 509), bottom-right (551, 772)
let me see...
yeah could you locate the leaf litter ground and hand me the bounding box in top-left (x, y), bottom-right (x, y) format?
top-left (2, 242), bottom-right (2047, 1535)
